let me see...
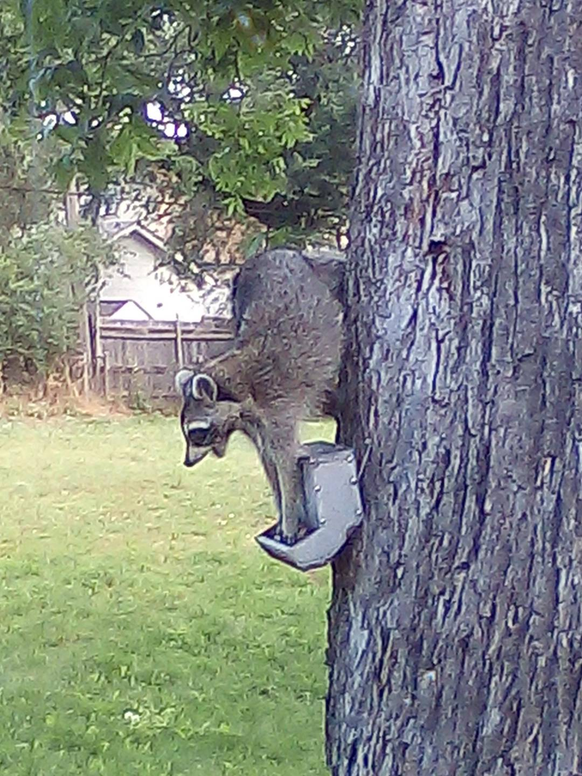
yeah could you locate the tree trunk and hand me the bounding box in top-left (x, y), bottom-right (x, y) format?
top-left (327, 2), bottom-right (582, 774)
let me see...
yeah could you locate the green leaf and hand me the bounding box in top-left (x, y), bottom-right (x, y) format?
top-left (54, 124), bottom-right (78, 145)
top-left (131, 29), bottom-right (145, 54)
top-left (213, 26), bottom-right (234, 62)
top-left (52, 156), bottom-right (75, 189)
top-left (109, 124), bottom-right (138, 175)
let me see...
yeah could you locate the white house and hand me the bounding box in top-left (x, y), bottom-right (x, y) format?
top-left (98, 218), bottom-right (231, 323)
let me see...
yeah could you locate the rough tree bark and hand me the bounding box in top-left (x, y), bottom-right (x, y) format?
top-left (327, 1), bottom-right (582, 773)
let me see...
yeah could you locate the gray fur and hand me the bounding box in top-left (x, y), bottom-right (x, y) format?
top-left (177, 248), bottom-right (344, 543)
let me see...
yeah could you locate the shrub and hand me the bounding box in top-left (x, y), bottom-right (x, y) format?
top-left (0, 223), bottom-right (117, 388)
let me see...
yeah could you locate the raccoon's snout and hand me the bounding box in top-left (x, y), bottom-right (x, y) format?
top-left (183, 423), bottom-right (217, 467)
top-left (184, 446), bottom-right (210, 467)
top-left (188, 427), bottom-right (213, 446)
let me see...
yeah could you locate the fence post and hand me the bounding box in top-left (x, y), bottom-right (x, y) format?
top-left (81, 353), bottom-right (90, 396)
top-left (175, 318), bottom-right (184, 368)
top-left (94, 305), bottom-right (102, 370)
top-left (103, 351), bottom-right (110, 400)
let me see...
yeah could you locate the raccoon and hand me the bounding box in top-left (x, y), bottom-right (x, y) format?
top-left (175, 247), bottom-right (344, 544)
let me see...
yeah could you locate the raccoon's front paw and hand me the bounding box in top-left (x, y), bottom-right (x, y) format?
top-left (278, 506), bottom-right (307, 545)
top-left (274, 525), bottom-right (297, 546)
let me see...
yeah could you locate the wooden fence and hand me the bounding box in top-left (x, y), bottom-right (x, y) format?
top-left (90, 317), bottom-right (233, 402)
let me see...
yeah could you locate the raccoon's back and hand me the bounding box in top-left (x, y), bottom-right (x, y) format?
top-left (232, 248), bottom-right (343, 410)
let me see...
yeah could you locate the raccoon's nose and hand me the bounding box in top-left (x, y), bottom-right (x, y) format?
top-left (184, 447), bottom-right (209, 467)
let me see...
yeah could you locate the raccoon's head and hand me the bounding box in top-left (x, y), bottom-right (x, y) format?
top-left (175, 369), bottom-right (238, 467)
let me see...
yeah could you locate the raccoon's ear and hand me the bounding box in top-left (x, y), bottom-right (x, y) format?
top-left (192, 373), bottom-right (218, 404)
top-left (175, 369), bottom-right (194, 396)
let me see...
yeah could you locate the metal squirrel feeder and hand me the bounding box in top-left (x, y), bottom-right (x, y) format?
top-left (256, 441), bottom-right (364, 571)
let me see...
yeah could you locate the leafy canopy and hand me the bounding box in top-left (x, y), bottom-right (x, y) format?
top-left (1, 0), bottom-right (360, 242)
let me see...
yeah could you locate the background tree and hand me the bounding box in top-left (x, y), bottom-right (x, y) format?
top-left (0, 0), bottom-right (359, 251)
top-left (328, 1), bottom-right (582, 772)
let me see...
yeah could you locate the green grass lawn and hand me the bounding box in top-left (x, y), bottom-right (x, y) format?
top-left (0, 414), bottom-right (333, 775)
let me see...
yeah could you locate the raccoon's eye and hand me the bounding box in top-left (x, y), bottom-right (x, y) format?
top-left (188, 428), bottom-right (212, 446)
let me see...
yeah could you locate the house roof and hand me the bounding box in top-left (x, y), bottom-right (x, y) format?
top-left (99, 218), bottom-right (167, 252)
top-left (107, 300), bottom-right (154, 321)
top-left (99, 219), bottom-right (231, 323)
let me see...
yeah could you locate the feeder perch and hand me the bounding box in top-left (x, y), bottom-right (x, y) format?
top-left (256, 441), bottom-right (364, 571)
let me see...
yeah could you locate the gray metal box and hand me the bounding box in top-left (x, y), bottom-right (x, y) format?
top-left (256, 441), bottom-right (364, 571)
